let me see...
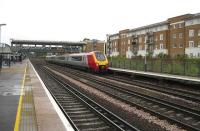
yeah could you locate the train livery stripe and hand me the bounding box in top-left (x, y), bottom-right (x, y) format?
top-left (87, 54), bottom-right (98, 71)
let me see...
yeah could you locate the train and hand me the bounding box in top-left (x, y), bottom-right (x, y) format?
top-left (46, 51), bottom-right (109, 73)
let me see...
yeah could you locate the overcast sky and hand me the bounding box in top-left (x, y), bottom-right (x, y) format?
top-left (0, 0), bottom-right (200, 45)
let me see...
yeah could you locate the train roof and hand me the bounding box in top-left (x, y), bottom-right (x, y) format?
top-left (46, 51), bottom-right (104, 58)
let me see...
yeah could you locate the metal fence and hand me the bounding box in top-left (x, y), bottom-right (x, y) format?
top-left (109, 58), bottom-right (200, 77)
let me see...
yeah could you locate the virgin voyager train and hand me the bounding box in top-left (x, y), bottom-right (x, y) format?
top-left (46, 51), bottom-right (109, 73)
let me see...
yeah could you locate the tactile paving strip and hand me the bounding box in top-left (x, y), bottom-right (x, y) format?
top-left (19, 66), bottom-right (37, 131)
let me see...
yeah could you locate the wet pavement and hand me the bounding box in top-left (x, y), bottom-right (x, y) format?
top-left (0, 62), bottom-right (26, 131)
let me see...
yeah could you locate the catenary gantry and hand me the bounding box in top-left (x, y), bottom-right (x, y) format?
top-left (11, 39), bottom-right (86, 53)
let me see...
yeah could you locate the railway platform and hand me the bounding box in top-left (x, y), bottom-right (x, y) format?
top-left (0, 59), bottom-right (74, 131)
top-left (109, 67), bottom-right (200, 85)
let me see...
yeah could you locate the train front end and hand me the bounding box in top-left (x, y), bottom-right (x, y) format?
top-left (93, 51), bottom-right (109, 73)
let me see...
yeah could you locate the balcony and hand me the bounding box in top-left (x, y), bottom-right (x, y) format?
top-left (146, 31), bottom-right (153, 36)
top-left (132, 35), bottom-right (138, 38)
top-left (145, 38), bottom-right (154, 44)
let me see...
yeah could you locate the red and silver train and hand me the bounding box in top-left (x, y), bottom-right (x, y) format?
top-left (46, 51), bottom-right (109, 73)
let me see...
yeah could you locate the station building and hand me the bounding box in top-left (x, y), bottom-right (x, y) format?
top-left (107, 13), bottom-right (200, 58)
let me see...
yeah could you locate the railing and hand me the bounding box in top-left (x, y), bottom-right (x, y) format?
top-left (109, 57), bottom-right (200, 77)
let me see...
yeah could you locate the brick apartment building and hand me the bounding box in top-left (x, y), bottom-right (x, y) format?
top-left (107, 13), bottom-right (200, 58)
top-left (84, 39), bottom-right (106, 53)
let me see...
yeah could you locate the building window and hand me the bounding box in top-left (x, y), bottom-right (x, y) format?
top-left (178, 23), bottom-right (183, 28)
top-left (149, 45), bottom-right (153, 50)
top-left (160, 34), bottom-right (163, 40)
top-left (189, 30), bottom-right (194, 37)
top-left (198, 30), bottom-right (200, 36)
top-left (128, 40), bottom-right (130, 45)
top-left (173, 43), bottom-right (177, 48)
top-left (160, 43), bottom-right (164, 49)
top-left (173, 34), bottom-right (176, 39)
top-left (150, 37), bottom-right (153, 43)
top-left (198, 53), bottom-right (200, 57)
top-left (179, 43), bottom-right (183, 48)
top-left (189, 41), bottom-right (194, 48)
top-left (144, 36), bottom-right (147, 43)
top-left (179, 33), bottom-right (183, 38)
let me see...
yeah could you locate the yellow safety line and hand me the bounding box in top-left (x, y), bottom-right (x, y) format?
top-left (14, 63), bottom-right (27, 131)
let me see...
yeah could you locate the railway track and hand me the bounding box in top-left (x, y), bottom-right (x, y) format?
top-left (104, 75), bottom-right (200, 103)
top-left (45, 63), bottom-right (200, 131)
top-left (33, 62), bottom-right (140, 131)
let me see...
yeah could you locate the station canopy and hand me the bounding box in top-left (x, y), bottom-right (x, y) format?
top-left (11, 39), bottom-right (86, 46)
top-left (0, 44), bottom-right (12, 54)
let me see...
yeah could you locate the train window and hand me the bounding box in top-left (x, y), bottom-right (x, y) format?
top-left (71, 56), bottom-right (82, 61)
top-left (95, 52), bottom-right (106, 61)
top-left (58, 57), bottom-right (65, 60)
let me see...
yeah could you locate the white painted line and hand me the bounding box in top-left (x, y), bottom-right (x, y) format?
top-left (29, 60), bottom-right (74, 131)
top-left (110, 67), bottom-right (200, 82)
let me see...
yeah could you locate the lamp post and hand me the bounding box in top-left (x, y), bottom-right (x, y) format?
top-left (0, 24), bottom-right (6, 68)
top-left (0, 24), bottom-right (6, 45)
top-left (144, 35), bottom-right (147, 71)
top-left (107, 35), bottom-right (112, 66)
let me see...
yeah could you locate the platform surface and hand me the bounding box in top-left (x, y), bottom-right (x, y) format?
top-left (0, 60), bottom-right (74, 131)
top-left (0, 62), bottom-right (26, 131)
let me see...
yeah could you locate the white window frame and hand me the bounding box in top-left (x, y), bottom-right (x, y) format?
top-left (179, 33), bottom-right (183, 38)
top-left (173, 43), bottom-right (177, 48)
top-left (189, 30), bottom-right (194, 37)
top-left (179, 43), bottom-right (183, 48)
top-left (160, 34), bottom-right (163, 40)
top-left (178, 23), bottom-right (182, 28)
top-left (173, 34), bottom-right (176, 39)
top-left (189, 41), bottom-right (194, 48)
top-left (160, 43), bottom-right (164, 49)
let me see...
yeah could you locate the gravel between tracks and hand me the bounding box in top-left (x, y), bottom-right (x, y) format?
top-left (95, 75), bottom-right (200, 110)
top-left (45, 66), bottom-right (185, 131)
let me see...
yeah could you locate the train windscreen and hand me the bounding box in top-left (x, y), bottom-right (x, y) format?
top-left (95, 52), bottom-right (106, 61)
